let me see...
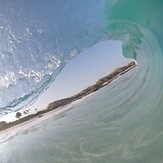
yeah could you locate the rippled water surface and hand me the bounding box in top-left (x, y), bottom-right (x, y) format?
top-left (1, 69), bottom-right (163, 163)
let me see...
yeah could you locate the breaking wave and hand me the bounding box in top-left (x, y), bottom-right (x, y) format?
top-left (1, 0), bottom-right (163, 162)
top-left (0, 0), bottom-right (163, 122)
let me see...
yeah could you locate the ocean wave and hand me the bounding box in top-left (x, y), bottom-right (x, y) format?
top-left (0, 0), bottom-right (163, 162)
top-left (0, 0), bottom-right (163, 121)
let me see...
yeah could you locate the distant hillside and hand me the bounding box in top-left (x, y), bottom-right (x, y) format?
top-left (0, 61), bottom-right (136, 131)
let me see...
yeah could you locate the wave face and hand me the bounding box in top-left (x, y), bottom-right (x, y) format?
top-left (0, 0), bottom-right (163, 162)
top-left (0, 0), bottom-right (162, 114)
top-left (0, 70), bottom-right (163, 162)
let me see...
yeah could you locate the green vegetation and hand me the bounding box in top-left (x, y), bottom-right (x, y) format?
top-left (0, 121), bottom-right (7, 128)
top-left (0, 61), bottom-right (136, 132)
top-left (47, 61), bottom-right (136, 111)
top-left (15, 112), bottom-right (22, 119)
top-left (23, 109), bottom-right (30, 115)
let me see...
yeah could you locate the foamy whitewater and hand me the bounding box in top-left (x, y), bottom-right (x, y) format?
top-left (0, 0), bottom-right (163, 162)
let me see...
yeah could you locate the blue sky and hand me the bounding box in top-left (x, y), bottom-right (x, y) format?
top-left (26, 40), bottom-right (132, 110)
top-left (1, 40), bottom-right (133, 122)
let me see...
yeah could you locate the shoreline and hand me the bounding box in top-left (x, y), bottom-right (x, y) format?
top-left (0, 61), bottom-right (136, 132)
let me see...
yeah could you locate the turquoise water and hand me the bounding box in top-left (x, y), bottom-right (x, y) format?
top-left (1, 69), bottom-right (163, 162)
top-left (0, 0), bottom-right (163, 162)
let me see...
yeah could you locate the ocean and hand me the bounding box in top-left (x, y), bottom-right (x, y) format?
top-left (1, 68), bottom-right (163, 162)
top-left (0, 0), bottom-right (163, 162)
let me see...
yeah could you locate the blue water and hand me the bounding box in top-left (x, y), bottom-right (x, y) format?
top-left (0, 0), bottom-right (163, 162)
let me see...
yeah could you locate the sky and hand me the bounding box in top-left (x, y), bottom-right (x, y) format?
top-left (1, 40), bottom-right (133, 122)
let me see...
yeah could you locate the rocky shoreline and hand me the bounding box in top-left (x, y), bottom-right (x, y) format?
top-left (0, 61), bottom-right (136, 131)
